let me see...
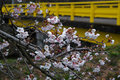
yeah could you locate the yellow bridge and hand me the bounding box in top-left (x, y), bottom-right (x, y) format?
top-left (1, 1), bottom-right (120, 46)
top-left (2, 1), bottom-right (120, 26)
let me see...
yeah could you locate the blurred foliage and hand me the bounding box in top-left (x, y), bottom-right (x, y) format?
top-left (106, 44), bottom-right (120, 55)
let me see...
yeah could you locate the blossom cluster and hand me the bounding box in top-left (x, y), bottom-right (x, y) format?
top-left (16, 27), bottom-right (29, 39)
top-left (33, 45), bottom-right (54, 61)
top-left (40, 62), bottom-right (51, 70)
top-left (44, 27), bottom-right (81, 49)
top-left (85, 29), bottom-right (100, 39)
top-left (0, 40), bottom-right (9, 50)
top-left (41, 16), bottom-right (62, 32)
top-left (25, 74), bottom-right (37, 80)
top-left (12, 1), bottom-right (49, 18)
top-left (0, 63), bottom-right (3, 69)
top-left (4, 4), bottom-right (118, 79)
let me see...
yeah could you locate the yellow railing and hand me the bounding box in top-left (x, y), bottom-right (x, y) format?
top-left (2, 1), bottom-right (120, 26)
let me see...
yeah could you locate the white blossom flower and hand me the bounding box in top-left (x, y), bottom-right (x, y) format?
top-left (58, 62), bottom-right (64, 68)
top-left (3, 51), bottom-right (9, 56)
top-left (111, 40), bottom-right (115, 44)
top-left (44, 51), bottom-right (51, 57)
top-left (99, 60), bottom-right (105, 66)
top-left (35, 20), bottom-right (39, 25)
top-left (117, 75), bottom-right (120, 78)
top-left (105, 57), bottom-right (111, 62)
top-left (45, 76), bottom-right (51, 80)
top-left (17, 57), bottom-right (23, 61)
top-left (93, 33), bottom-right (100, 39)
top-left (46, 9), bottom-right (48, 13)
top-left (44, 62), bottom-right (51, 70)
top-left (67, 44), bottom-right (70, 51)
top-left (12, 20), bottom-right (16, 23)
top-left (53, 62), bottom-right (58, 67)
top-left (35, 50), bottom-right (45, 58)
top-left (19, 5), bottom-right (22, 8)
top-left (85, 32), bottom-right (90, 37)
top-left (63, 57), bottom-right (68, 64)
top-left (29, 53), bottom-right (35, 56)
top-left (16, 31), bottom-right (29, 39)
top-left (82, 72), bottom-right (86, 75)
top-left (30, 66), bottom-right (34, 70)
top-left (102, 43), bottom-right (106, 48)
top-left (89, 55), bottom-right (93, 60)
top-left (78, 60), bottom-right (85, 67)
top-left (37, 10), bottom-right (43, 14)
top-left (30, 1), bottom-right (33, 4)
top-left (0, 63), bottom-right (3, 69)
top-left (105, 34), bottom-right (109, 38)
top-left (17, 0), bottom-right (22, 2)
top-left (93, 66), bottom-right (100, 72)
top-left (35, 55), bottom-right (41, 61)
top-left (88, 72), bottom-right (92, 75)
top-left (85, 29), bottom-right (100, 39)
top-left (16, 27), bottom-right (24, 33)
top-left (33, 77), bottom-right (37, 80)
top-left (91, 29), bottom-right (96, 33)
top-left (47, 16), bottom-right (60, 24)
top-left (63, 66), bottom-right (69, 71)
top-left (0, 40), bottom-right (9, 50)
top-left (110, 78), bottom-right (115, 80)
top-left (95, 53), bottom-right (99, 56)
top-left (44, 45), bottom-right (49, 51)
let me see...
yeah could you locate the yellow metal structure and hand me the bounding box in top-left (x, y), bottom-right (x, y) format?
top-left (1, 1), bottom-right (120, 46)
top-left (2, 1), bottom-right (120, 26)
top-left (8, 19), bottom-right (120, 46)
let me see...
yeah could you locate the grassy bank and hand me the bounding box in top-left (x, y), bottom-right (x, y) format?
top-left (106, 44), bottom-right (120, 55)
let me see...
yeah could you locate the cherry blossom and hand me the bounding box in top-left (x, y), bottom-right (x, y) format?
top-left (0, 40), bottom-right (9, 50)
top-left (0, 63), bottom-right (3, 69)
top-left (40, 62), bottom-right (51, 70)
top-left (85, 29), bottom-right (100, 39)
top-left (105, 34), bottom-right (109, 38)
top-left (16, 27), bottom-right (24, 33)
top-left (17, 0), bottom-right (22, 2)
top-left (111, 40), bottom-right (115, 44)
top-left (47, 16), bottom-right (60, 24)
top-left (27, 2), bottom-right (36, 14)
top-left (16, 27), bottom-right (29, 39)
top-left (29, 53), bottom-right (35, 56)
top-left (37, 10), bottom-right (42, 14)
top-left (25, 74), bottom-right (37, 80)
top-left (102, 43), bottom-right (106, 48)
top-left (99, 60), bottom-right (105, 66)
top-left (35, 50), bottom-right (45, 59)
top-left (118, 75), bottom-right (120, 78)
top-left (35, 20), bottom-right (39, 25)
top-left (93, 66), bottom-right (100, 72)
top-left (45, 76), bottom-right (51, 80)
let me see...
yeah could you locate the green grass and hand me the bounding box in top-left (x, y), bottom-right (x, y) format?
top-left (0, 58), bottom-right (16, 64)
top-left (105, 44), bottom-right (120, 66)
top-left (106, 44), bottom-right (120, 55)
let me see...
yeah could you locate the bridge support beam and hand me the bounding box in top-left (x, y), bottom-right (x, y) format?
top-left (117, 2), bottom-right (120, 26)
top-left (71, 4), bottom-right (74, 21)
top-left (56, 4), bottom-right (59, 17)
top-left (90, 3), bottom-right (94, 23)
top-left (43, 4), bottom-right (47, 18)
